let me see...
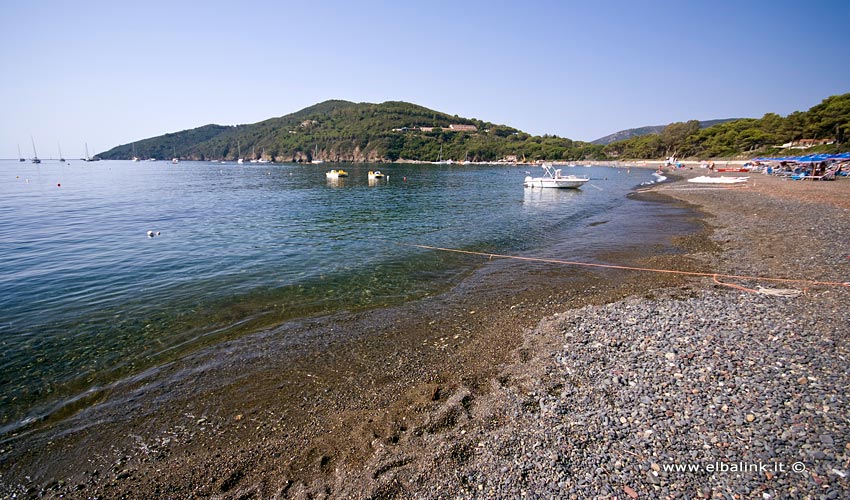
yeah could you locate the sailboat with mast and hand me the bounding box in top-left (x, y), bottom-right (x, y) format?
top-left (311, 144), bottom-right (323, 164)
top-left (237, 139), bottom-right (244, 164)
top-left (58, 142), bottom-right (65, 162)
top-left (131, 143), bottom-right (140, 161)
top-left (83, 142), bottom-right (100, 162)
top-left (30, 137), bottom-right (41, 164)
top-left (18, 144), bottom-right (25, 162)
top-left (257, 147), bottom-right (269, 164)
top-left (432, 144), bottom-right (452, 165)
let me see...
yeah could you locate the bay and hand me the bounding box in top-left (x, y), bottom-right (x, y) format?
top-left (0, 159), bottom-right (668, 436)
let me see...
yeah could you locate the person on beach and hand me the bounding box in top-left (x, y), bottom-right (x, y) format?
top-left (709, 161), bottom-right (715, 171)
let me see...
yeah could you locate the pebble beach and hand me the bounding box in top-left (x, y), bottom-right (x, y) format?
top-left (2, 168), bottom-right (848, 499)
top-left (403, 171), bottom-right (850, 499)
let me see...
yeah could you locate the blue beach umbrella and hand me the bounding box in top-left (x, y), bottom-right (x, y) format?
top-left (801, 153), bottom-right (836, 164)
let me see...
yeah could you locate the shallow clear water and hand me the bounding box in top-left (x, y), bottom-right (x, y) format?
top-left (0, 160), bottom-right (660, 435)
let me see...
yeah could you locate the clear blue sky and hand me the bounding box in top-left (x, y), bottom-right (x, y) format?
top-left (2, 0), bottom-right (848, 158)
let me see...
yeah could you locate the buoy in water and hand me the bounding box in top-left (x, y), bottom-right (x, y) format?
top-left (147, 231), bottom-right (155, 238)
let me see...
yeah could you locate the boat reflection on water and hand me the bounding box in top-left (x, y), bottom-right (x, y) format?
top-left (326, 177), bottom-right (346, 188)
top-left (522, 183), bottom-right (583, 207)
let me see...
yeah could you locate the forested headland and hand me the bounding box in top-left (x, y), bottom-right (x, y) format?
top-left (99, 94), bottom-right (850, 162)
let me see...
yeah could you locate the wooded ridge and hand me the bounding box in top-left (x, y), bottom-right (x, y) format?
top-left (99, 94), bottom-right (850, 162)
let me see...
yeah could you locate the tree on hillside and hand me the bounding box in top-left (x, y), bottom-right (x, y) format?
top-left (661, 120), bottom-right (700, 156)
top-left (805, 94), bottom-right (850, 144)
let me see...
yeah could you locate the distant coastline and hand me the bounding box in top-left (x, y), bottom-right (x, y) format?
top-left (95, 94), bottom-right (849, 165)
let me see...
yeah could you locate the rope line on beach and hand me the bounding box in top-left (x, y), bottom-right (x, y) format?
top-left (710, 274), bottom-right (802, 296)
top-left (711, 274), bottom-right (760, 294)
top-left (399, 243), bottom-right (850, 290)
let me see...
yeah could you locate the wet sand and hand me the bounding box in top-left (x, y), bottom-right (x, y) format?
top-left (2, 169), bottom-right (848, 498)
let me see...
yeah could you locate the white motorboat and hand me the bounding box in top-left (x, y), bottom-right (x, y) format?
top-left (524, 164), bottom-right (589, 189)
top-left (326, 169), bottom-right (348, 179)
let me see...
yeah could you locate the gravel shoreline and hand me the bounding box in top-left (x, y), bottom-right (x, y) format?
top-left (2, 171), bottom-right (847, 499)
top-left (398, 172), bottom-right (850, 499)
top-left (405, 287), bottom-right (849, 499)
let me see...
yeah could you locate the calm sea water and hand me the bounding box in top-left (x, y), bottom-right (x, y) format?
top-left (0, 160), bottom-right (663, 436)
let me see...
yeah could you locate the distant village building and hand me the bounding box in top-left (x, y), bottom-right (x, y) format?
top-left (419, 126), bottom-right (436, 132)
top-left (779, 138), bottom-right (834, 149)
top-left (300, 120), bottom-right (317, 128)
top-left (449, 124), bottom-right (477, 132)
top-left (502, 155), bottom-right (518, 162)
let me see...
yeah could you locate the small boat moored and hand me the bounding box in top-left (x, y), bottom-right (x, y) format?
top-left (368, 170), bottom-right (385, 179)
top-left (311, 144), bottom-right (324, 164)
top-left (524, 163), bottom-right (589, 189)
top-left (30, 137), bottom-right (41, 164)
top-left (326, 169), bottom-right (349, 179)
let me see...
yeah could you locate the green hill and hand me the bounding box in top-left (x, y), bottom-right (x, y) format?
top-left (602, 93), bottom-right (850, 159)
top-left (98, 100), bottom-right (605, 163)
top-left (99, 95), bottom-right (850, 162)
top-left (591, 119), bottom-right (741, 146)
